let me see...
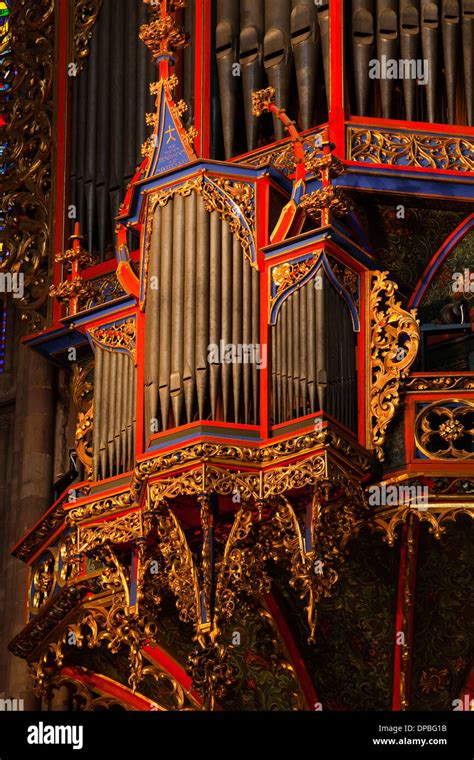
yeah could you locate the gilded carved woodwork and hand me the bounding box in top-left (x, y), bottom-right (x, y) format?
top-left (139, 0), bottom-right (188, 59)
top-left (145, 176), bottom-right (257, 269)
top-left (89, 317), bottom-right (137, 365)
top-left (415, 400), bottom-right (474, 460)
top-left (0, 0), bottom-right (55, 329)
top-left (74, 0), bottom-right (104, 72)
top-left (299, 186), bottom-right (351, 221)
top-left (72, 362), bottom-right (94, 473)
top-left (369, 271), bottom-right (420, 461)
top-left (244, 130), bottom-right (326, 176)
top-left (62, 430), bottom-right (371, 525)
top-left (374, 502), bottom-right (474, 546)
top-left (348, 127), bottom-right (474, 172)
top-left (404, 375), bottom-right (474, 392)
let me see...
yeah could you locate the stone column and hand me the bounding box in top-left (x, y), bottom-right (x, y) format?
top-left (3, 341), bottom-right (56, 709)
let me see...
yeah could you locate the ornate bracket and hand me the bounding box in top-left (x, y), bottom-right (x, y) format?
top-left (89, 317), bottom-right (137, 365)
top-left (369, 271), bottom-right (420, 460)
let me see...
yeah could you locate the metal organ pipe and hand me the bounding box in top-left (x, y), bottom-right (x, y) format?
top-left (377, 0), bottom-right (399, 118)
top-left (216, 0), bottom-right (240, 159)
top-left (264, 0), bottom-right (293, 140)
top-left (441, 0), bottom-right (460, 124)
top-left (183, 193), bottom-right (197, 424)
top-left (352, 0), bottom-right (376, 117)
top-left (239, 0), bottom-right (265, 151)
top-left (462, 0), bottom-right (474, 125)
top-left (317, 1), bottom-right (331, 105)
top-left (291, 0), bottom-right (320, 131)
top-left (158, 201), bottom-right (173, 431)
top-left (400, 0), bottom-right (420, 121)
top-left (420, 0), bottom-right (440, 122)
top-left (209, 212), bottom-right (222, 422)
top-left (171, 194), bottom-right (186, 427)
top-left (144, 206), bottom-right (161, 437)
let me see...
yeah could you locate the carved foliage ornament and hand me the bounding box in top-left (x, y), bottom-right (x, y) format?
top-left (72, 362), bottom-right (94, 473)
top-left (370, 271), bottom-right (420, 460)
top-left (415, 400), bottom-right (474, 460)
top-left (0, 0), bottom-right (54, 329)
top-left (349, 127), bottom-right (474, 172)
top-left (89, 317), bottom-right (137, 365)
top-left (146, 176), bottom-right (257, 268)
top-left (74, 0), bottom-right (104, 72)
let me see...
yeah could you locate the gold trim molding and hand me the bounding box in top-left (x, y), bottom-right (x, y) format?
top-left (348, 127), bottom-right (474, 172)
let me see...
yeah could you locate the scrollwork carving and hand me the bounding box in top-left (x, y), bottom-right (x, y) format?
top-left (369, 271), bottom-right (420, 461)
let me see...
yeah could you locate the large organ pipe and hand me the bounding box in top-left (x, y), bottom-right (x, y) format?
top-left (306, 277), bottom-right (316, 414)
top-left (299, 284), bottom-right (308, 416)
top-left (240, 0), bottom-right (265, 152)
top-left (315, 275), bottom-right (327, 413)
top-left (317, 1), bottom-right (331, 105)
top-left (462, 0), bottom-right (474, 125)
top-left (292, 289), bottom-right (300, 416)
top-left (109, 0), bottom-right (125, 221)
top-left (441, 0), bottom-right (460, 124)
top-left (216, 0), bottom-right (240, 158)
top-left (99, 348), bottom-right (110, 479)
top-left (221, 219), bottom-right (233, 422)
top-left (287, 295), bottom-right (294, 417)
top-left (242, 248), bottom-right (252, 424)
top-left (420, 0), bottom-right (440, 122)
top-left (195, 197), bottom-right (210, 420)
top-left (352, 0), bottom-right (375, 116)
top-left (121, 351), bottom-right (130, 466)
top-left (144, 206), bottom-right (161, 435)
top-left (92, 346), bottom-right (102, 480)
top-left (158, 201), bottom-right (173, 430)
top-left (72, 0), bottom-right (154, 258)
top-left (377, 0), bottom-right (399, 118)
top-left (251, 268), bottom-right (260, 424)
top-left (171, 194), bottom-right (185, 427)
top-left (183, 193), bottom-right (197, 424)
top-left (291, 0), bottom-right (320, 131)
top-left (209, 212), bottom-right (222, 421)
top-left (264, 0), bottom-right (293, 140)
top-left (113, 351), bottom-right (124, 472)
top-left (232, 237), bottom-right (243, 422)
top-left (400, 0), bottom-right (420, 121)
top-left (281, 300), bottom-right (288, 421)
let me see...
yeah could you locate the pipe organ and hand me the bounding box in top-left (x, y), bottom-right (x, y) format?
top-left (8, 0), bottom-right (472, 717)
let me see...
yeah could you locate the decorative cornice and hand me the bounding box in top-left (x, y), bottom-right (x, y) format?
top-left (348, 126), bottom-right (474, 172)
